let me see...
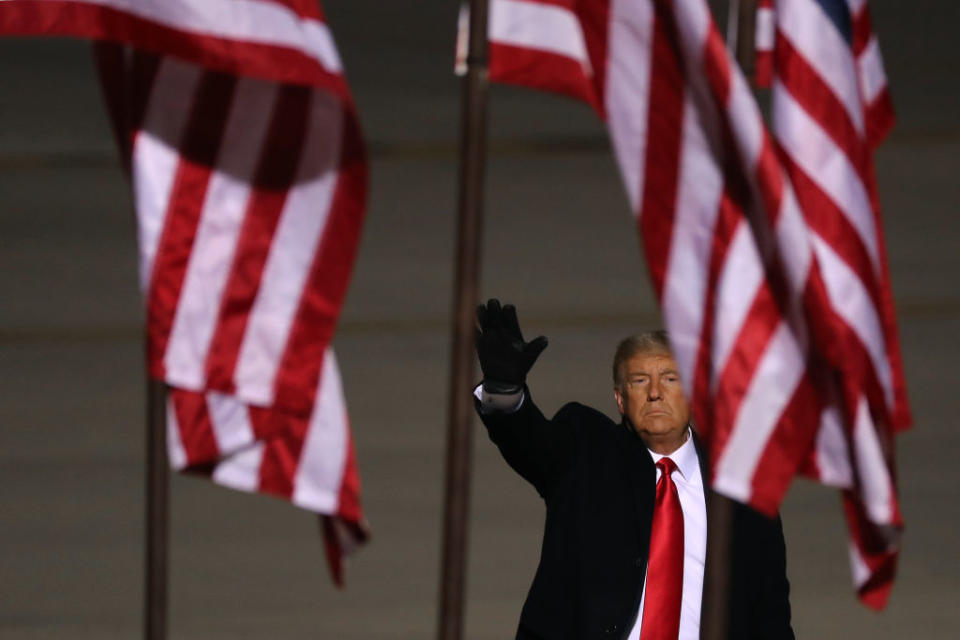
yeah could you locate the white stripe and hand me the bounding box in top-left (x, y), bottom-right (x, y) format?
top-left (212, 442), bottom-right (265, 493)
top-left (851, 395), bottom-right (893, 523)
top-left (205, 391), bottom-right (257, 458)
top-left (755, 7), bottom-right (774, 51)
top-left (857, 36), bottom-right (887, 105)
top-left (727, 71), bottom-right (765, 171)
top-left (773, 185), bottom-right (815, 298)
top-left (813, 398), bottom-right (853, 487)
top-left (810, 235), bottom-right (894, 410)
top-left (713, 321), bottom-right (806, 501)
top-left (712, 224), bottom-right (762, 387)
top-left (233, 89), bottom-right (343, 405)
top-left (33, 0), bottom-right (342, 73)
top-left (777, 0), bottom-right (864, 134)
top-left (489, 0), bottom-right (591, 68)
top-left (292, 349), bottom-right (349, 512)
top-left (132, 58), bottom-right (203, 291)
top-left (662, 98), bottom-right (724, 386)
top-left (848, 539), bottom-right (871, 588)
top-left (605, 0), bottom-right (654, 208)
top-left (772, 81), bottom-right (881, 273)
top-left (163, 77), bottom-right (279, 390)
top-left (672, 0), bottom-right (712, 61)
top-left (165, 395), bottom-right (188, 470)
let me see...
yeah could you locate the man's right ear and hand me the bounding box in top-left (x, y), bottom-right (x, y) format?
top-left (613, 387), bottom-right (625, 415)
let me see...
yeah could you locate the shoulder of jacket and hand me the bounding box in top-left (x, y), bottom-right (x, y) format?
top-left (554, 402), bottom-right (619, 430)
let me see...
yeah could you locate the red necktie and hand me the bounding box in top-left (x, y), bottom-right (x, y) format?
top-left (639, 457), bottom-right (684, 640)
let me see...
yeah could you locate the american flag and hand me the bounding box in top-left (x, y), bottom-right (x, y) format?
top-left (466, 0), bottom-right (910, 607)
top-left (2, 0), bottom-right (369, 583)
top-left (761, 0), bottom-right (906, 607)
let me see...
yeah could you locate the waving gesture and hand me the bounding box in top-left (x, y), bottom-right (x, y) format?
top-left (475, 299), bottom-right (548, 394)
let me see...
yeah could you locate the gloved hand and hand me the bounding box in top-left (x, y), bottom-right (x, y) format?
top-left (476, 298), bottom-right (548, 394)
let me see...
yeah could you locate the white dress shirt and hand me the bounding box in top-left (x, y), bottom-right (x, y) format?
top-left (626, 431), bottom-right (707, 640)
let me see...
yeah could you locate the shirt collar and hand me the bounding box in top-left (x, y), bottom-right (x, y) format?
top-left (647, 428), bottom-right (700, 484)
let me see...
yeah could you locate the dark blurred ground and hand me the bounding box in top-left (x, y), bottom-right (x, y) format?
top-left (1, 1), bottom-right (958, 638)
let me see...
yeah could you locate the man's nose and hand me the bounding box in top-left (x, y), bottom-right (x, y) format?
top-left (647, 379), bottom-right (662, 400)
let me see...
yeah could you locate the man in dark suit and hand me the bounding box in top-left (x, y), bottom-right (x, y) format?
top-left (474, 299), bottom-right (793, 640)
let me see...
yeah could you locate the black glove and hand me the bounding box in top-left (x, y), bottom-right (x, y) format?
top-left (476, 298), bottom-right (548, 394)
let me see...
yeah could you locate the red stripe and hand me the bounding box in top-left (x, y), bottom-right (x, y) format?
top-left (258, 431), bottom-right (298, 498)
top-left (257, 407), bottom-right (311, 499)
top-left (638, 1), bottom-right (684, 298)
top-left (850, 6), bottom-right (872, 56)
top-left (146, 71), bottom-right (237, 379)
top-left (272, 106), bottom-right (367, 414)
top-left (701, 18), bottom-right (732, 106)
top-left (204, 85), bottom-right (312, 394)
top-left (864, 88), bottom-right (895, 148)
top-left (247, 404), bottom-right (286, 442)
top-left (488, 42), bottom-right (600, 115)
top-left (170, 388), bottom-right (220, 467)
top-left (754, 51), bottom-right (773, 88)
top-left (573, 0), bottom-right (611, 116)
top-left (0, 1), bottom-right (347, 96)
top-left (264, 0), bottom-right (325, 20)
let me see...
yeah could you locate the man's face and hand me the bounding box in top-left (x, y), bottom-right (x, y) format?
top-left (614, 350), bottom-right (690, 454)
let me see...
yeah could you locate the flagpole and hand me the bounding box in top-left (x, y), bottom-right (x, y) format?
top-left (438, 1), bottom-right (490, 639)
top-left (145, 377), bottom-right (169, 640)
top-left (702, 4), bottom-right (758, 640)
top-left (94, 43), bottom-right (171, 640)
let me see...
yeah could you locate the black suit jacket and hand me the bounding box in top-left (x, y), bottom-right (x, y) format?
top-left (477, 389), bottom-right (794, 640)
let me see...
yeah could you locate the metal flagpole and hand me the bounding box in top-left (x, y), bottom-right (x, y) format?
top-left (702, 3), bottom-right (758, 639)
top-left (437, 0), bottom-right (490, 638)
top-left (92, 43), bottom-right (171, 640)
top-left (145, 377), bottom-right (169, 640)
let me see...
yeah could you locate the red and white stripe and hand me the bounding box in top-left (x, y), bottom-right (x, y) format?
top-left (480, 0), bottom-right (909, 608)
top-left (769, 0), bottom-right (906, 607)
top-left (754, 0), bottom-right (894, 146)
top-left (0, 0), bottom-right (347, 94)
top-left (121, 46), bottom-right (367, 582)
top-left (1, 1), bottom-right (369, 583)
top-left (166, 348), bottom-right (367, 584)
top-left (846, 0), bottom-right (895, 145)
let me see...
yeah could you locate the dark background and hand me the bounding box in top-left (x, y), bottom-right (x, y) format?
top-left (1, 1), bottom-right (957, 637)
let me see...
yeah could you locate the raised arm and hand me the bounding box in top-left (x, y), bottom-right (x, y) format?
top-left (474, 299), bottom-right (573, 498)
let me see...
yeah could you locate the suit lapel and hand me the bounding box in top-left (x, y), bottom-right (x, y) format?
top-left (691, 427), bottom-right (722, 640)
